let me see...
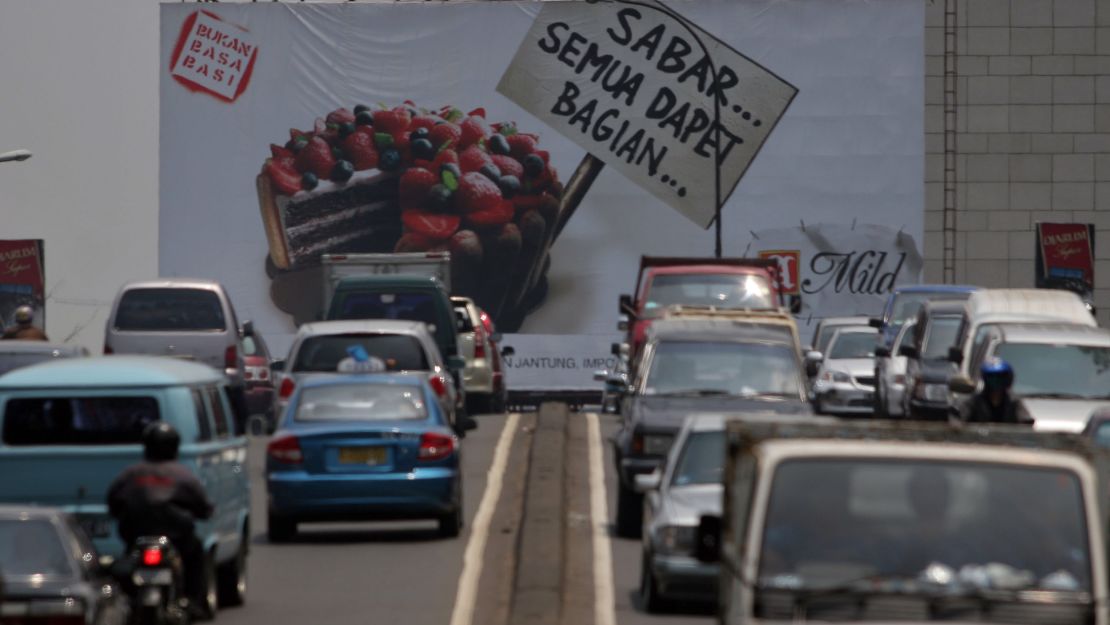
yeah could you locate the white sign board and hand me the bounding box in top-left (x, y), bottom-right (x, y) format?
top-left (498, 1), bottom-right (797, 228)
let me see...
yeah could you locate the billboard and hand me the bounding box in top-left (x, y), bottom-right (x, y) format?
top-left (1035, 222), bottom-right (1095, 292)
top-left (0, 240), bottom-right (46, 331)
top-left (159, 1), bottom-right (924, 389)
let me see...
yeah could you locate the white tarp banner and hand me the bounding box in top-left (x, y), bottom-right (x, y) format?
top-left (159, 1), bottom-right (923, 390)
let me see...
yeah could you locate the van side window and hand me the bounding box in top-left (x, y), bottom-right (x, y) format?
top-left (206, 387), bottom-right (230, 438)
top-left (192, 389), bottom-right (212, 442)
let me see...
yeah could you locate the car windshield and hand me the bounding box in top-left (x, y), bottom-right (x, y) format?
top-left (242, 335), bottom-right (264, 357)
top-left (453, 305), bottom-right (474, 332)
top-left (334, 292), bottom-right (439, 327)
top-left (114, 288), bottom-right (226, 331)
top-left (295, 383), bottom-right (427, 422)
top-left (759, 459), bottom-right (1091, 592)
top-left (294, 334), bottom-right (430, 372)
top-left (644, 340), bottom-right (802, 397)
top-left (671, 430), bottom-right (725, 486)
top-left (2, 396), bottom-right (160, 445)
top-left (0, 519), bottom-right (74, 578)
top-left (828, 332), bottom-right (877, 359)
top-left (815, 323), bottom-right (866, 354)
top-left (922, 316), bottom-right (962, 360)
top-left (643, 273), bottom-right (773, 318)
top-left (887, 292), bottom-right (969, 333)
top-left (995, 343), bottom-right (1110, 399)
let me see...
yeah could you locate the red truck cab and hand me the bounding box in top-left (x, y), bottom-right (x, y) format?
top-left (618, 257), bottom-right (782, 358)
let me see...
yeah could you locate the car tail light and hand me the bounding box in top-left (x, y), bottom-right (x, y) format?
top-left (244, 370), bottom-right (253, 380)
top-left (479, 310), bottom-right (494, 336)
top-left (142, 546), bottom-right (163, 566)
top-left (104, 344), bottom-right (114, 355)
top-left (418, 432), bottom-right (455, 461)
top-left (278, 377), bottom-right (295, 399)
top-left (268, 435), bottom-right (303, 464)
top-left (428, 374), bottom-right (449, 398)
top-left (258, 367), bottom-right (269, 380)
top-left (631, 431), bottom-right (644, 454)
top-left (225, 344), bottom-right (238, 369)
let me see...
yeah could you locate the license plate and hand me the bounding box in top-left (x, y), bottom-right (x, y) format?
top-left (338, 447), bottom-right (387, 466)
top-left (80, 517), bottom-right (112, 538)
top-left (133, 568), bottom-right (174, 585)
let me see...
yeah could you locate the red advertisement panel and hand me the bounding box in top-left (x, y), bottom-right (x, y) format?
top-left (1038, 223), bottom-right (1094, 287)
top-left (0, 240), bottom-right (46, 328)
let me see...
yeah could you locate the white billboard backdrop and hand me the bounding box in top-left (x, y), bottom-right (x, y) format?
top-left (159, 1), bottom-right (923, 390)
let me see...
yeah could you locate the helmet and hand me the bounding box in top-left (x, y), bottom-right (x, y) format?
top-left (141, 422), bottom-right (180, 462)
top-left (980, 357), bottom-right (1014, 391)
top-left (13, 306), bottom-right (33, 325)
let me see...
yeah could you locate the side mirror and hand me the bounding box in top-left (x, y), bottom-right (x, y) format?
top-left (490, 331), bottom-right (503, 343)
top-left (619, 294), bottom-right (635, 316)
top-left (447, 355), bottom-right (466, 371)
top-left (500, 345), bottom-right (515, 358)
top-left (241, 320), bottom-right (255, 337)
top-left (634, 469), bottom-right (662, 493)
top-left (898, 345), bottom-right (919, 359)
top-left (948, 375), bottom-right (976, 394)
top-left (694, 515), bottom-right (722, 563)
top-left (270, 359), bottom-right (285, 372)
top-left (868, 317), bottom-right (883, 329)
top-left (874, 345), bottom-right (891, 358)
top-left (617, 315), bottom-right (629, 333)
top-left (947, 346), bottom-right (964, 364)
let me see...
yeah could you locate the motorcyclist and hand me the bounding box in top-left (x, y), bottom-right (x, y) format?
top-left (958, 358), bottom-right (1030, 424)
top-left (1, 305), bottom-right (48, 340)
top-left (107, 422), bottom-right (214, 618)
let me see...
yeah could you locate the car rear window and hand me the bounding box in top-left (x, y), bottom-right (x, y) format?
top-left (114, 288), bottom-right (226, 332)
top-left (334, 292), bottom-right (439, 327)
top-left (2, 396), bottom-right (160, 445)
top-left (453, 304), bottom-right (475, 332)
top-left (0, 519), bottom-right (75, 578)
top-left (295, 384), bottom-right (427, 422)
top-left (293, 334), bottom-right (430, 373)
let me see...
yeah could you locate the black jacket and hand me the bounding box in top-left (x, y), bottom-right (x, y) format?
top-left (959, 393), bottom-right (1030, 424)
top-left (107, 461), bottom-right (214, 544)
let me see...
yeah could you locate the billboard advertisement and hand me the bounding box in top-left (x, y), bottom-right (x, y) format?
top-left (1035, 222), bottom-right (1095, 293)
top-left (0, 240), bottom-right (46, 331)
top-left (159, 1), bottom-right (923, 389)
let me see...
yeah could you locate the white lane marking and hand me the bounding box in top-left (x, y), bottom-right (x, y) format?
top-left (449, 412), bottom-right (520, 625)
top-left (587, 412), bottom-right (617, 625)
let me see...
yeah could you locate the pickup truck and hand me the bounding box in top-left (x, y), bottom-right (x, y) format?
top-left (699, 419), bottom-right (1110, 624)
top-left (617, 256), bottom-right (782, 362)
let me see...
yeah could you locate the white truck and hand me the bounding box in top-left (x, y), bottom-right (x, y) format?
top-left (320, 252), bottom-right (451, 312)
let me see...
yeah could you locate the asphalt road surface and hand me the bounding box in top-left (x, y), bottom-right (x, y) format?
top-left (217, 413), bottom-right (511, 625)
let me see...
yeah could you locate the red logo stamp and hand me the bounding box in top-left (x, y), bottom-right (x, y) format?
top-left (758, 250), bottom-right (801, 295)
top-left (169, 11), bottom-right (258, 103)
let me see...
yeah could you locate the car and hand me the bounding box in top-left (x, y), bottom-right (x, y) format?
top-left (618, 256), bottom-right (781, 363)
top-left (0, 341), bottom-right (88, 376)
top-left (611, 312), bottom-right (811, 538)
top-left (811, 325), bottom-right (879, 416)
top-left (633, 412), bottom-right (827, 612)
top-left (451, 296), bottom-right (512, 414)
top-left (0, 356), bottom-right (250, 613)
top-left (803, 315), bottom-right (871, 378)
top-left (872, 319), bottom-right (915, 418)
top-left (901, 299), bottom-right (967, 420)
top-left (703, 419), bottom-right (1109, 624)
top-left (945, 288), bottom-right (1098, 412)
top-left (273, 320), bottom-right (464, 432)
top-left (869, 284), bottom-right (978, 348)
top-left (0, 505), bottom-right (129, 625)
top-left (476, 307), bottom-right (512, 413)
top-left (241, 328), bottom-right (276, 432)
top-left (265, 374), bottom-right (465, 542)
top-left (956, 323), bottom-right (1110, 432)
top-left (104, 278), bottom-right (255, 432)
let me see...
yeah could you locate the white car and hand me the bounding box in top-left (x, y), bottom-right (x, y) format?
top-left (273, 320), bottom-right (461, 430)
top-left (813, 326), bottom-right (879, 416)
top-left (451, 296), bottom-right (502, 414)
top-left (873, 319), bottom-right (915, 417)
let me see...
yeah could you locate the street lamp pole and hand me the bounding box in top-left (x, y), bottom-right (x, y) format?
top-left (0, 149), bottom-right (32, 164)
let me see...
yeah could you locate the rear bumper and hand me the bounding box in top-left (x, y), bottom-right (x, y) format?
top-left (816, 385), bottom-right (874, 415)
top-left (462, 362), bottom-right (494, 394)
top-left (267, 467), bottom-right (459, 520)
top-left (650, 553), bottom-right (719, 601)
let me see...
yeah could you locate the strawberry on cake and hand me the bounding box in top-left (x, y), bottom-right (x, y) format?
top-left (258, 101), bottom-right (563, 320)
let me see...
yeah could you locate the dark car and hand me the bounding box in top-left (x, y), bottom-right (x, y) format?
top-left (241, 330), bottom-right (276, 431)
top-left (901, 299), bottom-right (967, 420)
top-left (0, 505), bottom-right (129, 625)
top-left (611, 318), bottom-right (811, 538)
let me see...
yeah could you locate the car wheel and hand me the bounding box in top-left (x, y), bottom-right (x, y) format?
top-left (267, 513), bottom-right (296, 543)
top-left (216, 532), bottom-right (248, 607)
top-left (640, 551), bottom-right (667, 613)
top-left (615, 482), bottom-right (643, 539)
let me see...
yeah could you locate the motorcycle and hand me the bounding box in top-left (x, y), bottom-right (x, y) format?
top-left (123, 536), bottom-right (189, 625)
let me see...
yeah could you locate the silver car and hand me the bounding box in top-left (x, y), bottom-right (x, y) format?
top-left (804, 316), bottom-right (871, 378)
top-left (812, 326), bottom-right (879, 416)
top-left (274, 319), bottom-right (461, 430)
top-left (872, 319), bottom-right (915, 418)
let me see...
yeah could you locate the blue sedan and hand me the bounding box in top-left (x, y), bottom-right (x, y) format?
top-left (265, 373), bottom-right (462, 541)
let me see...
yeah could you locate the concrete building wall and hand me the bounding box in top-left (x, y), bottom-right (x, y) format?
top-left (924, 0), bottom-right (1110, 322)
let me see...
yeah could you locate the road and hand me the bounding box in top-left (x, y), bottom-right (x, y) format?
top-left (218, 413), bottom-right (515, 625)
top-left (213, 410), bottom-right (712, 625)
